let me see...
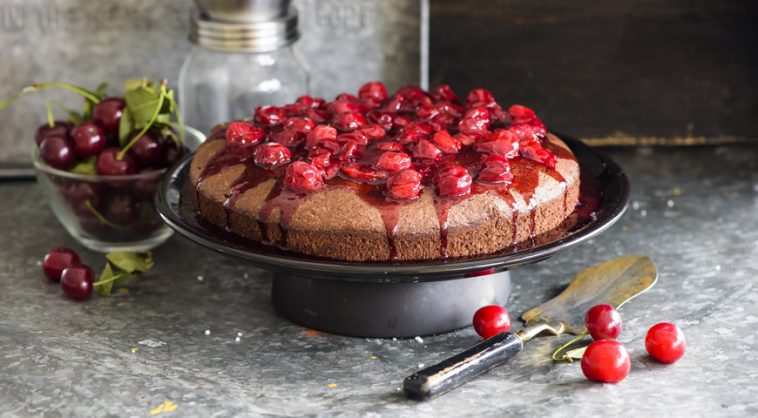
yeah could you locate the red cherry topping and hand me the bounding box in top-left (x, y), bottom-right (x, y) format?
top-left (254, 143), bottom-right (292, 169)
top-left (520, 140), bottom-right (557, 169)
top-left (431, 130), bottom-right (461, 154)
top-left (375, 141), bottom-right (405, 152)
top-left (430, 84), bottom-right (459, 103)
top-left (60, 263), bottom-right (94, 301)
top-left (478, 155), bottom-right (514, 185)
top-left (284, 162), bottom-right (324, 192)
top-left (296, 95), bottom-right (326, 109)
top-left (457, 106), bottom-right (491, 137)
top-left (434, 165), bottom-right (472, 197)
top-left (508, 104), bottom-right (538, 124)
top-left (396, 123), bottom-right (433, 145)
top-left (283, 117), bottom-right (316, 134)
top-left (358, 81), bottom-right (388, 102)
top-left (226, 121), bottom-right (266, 147)
top-left (412, 139), bottom-right (442, 160)
top-left (645, 322), bottom-right (686, 363)
top-left (375, 151), bottom-right (412, 171)
top-left (305, 125), bottom-right (338, 149)
top-left (271, 129), bottom-right (302, 147)
top-left (254, 105), bottom-right (287, 126)
top-left (341, 163), bottom-right (386, 182)
top-left (585, 304), bottom-right (623, 340)
top-left (475, 130), bottom-right (520, 158)
top-left (466, 88), bottom-right (495, 106)
top-left (581, 340), bottom-right (631, 384)
top-left (472, 305), bottom-right (511, 339)
top-left (42, 248), bottom-right (80, 282)
top-left (386, 168), bottom-right (423, 200)
top-left (359, 124), bottom-right (386, 140)
top-left (332, 112), bottom-right (367, 132)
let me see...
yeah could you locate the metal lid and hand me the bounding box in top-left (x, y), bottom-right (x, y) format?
top-left (193, 0), bottom-right (292, 23)
top-left (189, 6), bottom-right (299, 53)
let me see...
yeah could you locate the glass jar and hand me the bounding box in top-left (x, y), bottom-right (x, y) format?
top-left (178, 5), bottom-right (309, 134)
top-left (179, 45), bottom-right (309, 134)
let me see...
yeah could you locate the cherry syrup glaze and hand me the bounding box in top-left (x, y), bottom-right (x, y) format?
top-left (196, 83), bottom-right (578, 260)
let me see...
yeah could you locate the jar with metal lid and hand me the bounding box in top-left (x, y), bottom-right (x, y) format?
top-left (179, 0), bottom-right (309, 134)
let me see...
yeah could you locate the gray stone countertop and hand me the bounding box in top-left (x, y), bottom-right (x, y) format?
top-left (2, 145), bottom-right (758, 417)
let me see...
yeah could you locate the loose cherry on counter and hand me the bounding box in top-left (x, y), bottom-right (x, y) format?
top-left (645, 322), bottom-right (686, 364)
top-left (60, 264), bottom-right (94, 301)
top-left (472, 305), bottom-right (511, 339)
top-left (581, 340), bottom-right (631, 383)
top-left (42, 248), bottom-right (81, 282)
top-left (585, 304), bottom-right (623, 340)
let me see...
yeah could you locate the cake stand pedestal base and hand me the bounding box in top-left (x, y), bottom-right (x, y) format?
top-left (271, 271), bottom-right (512, 338)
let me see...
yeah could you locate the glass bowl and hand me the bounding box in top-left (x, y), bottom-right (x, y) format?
top-left (32, 127), bottom-right (205, 252)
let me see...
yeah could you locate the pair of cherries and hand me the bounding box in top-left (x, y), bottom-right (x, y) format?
top-left (42, 247), bottom-right (93, 300)
top-left (471, 304), bottom-right (687, 384)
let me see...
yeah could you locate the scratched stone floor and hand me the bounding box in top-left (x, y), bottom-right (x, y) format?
top-left (1, 145), bottom-right (758, 417)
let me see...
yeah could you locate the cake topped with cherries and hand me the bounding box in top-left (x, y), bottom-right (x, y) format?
top-left (190, 82), bottom-right (580, 261)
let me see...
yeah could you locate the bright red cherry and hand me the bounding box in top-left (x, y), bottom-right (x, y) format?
top-left (434, 165), bottom-right (472, 197)
top-left (472, 305), bottom-right (511, 339)
top-left (39, 135), bottom-right (75, 170)
top-left (466, 88), bottom-right (495, 106)
top-left (283, 117), bottom-right (316, 134)
top-left (375, 151), bottom-right (411, 172)
top-left (332, 112), bottom-right (367, 132)
top-left (128, 131), bottom-right (164, 167)
top-left (581, 340), bottom-right (631, 383)
top-left (430, 84), bottom-right (459, 103)
top-left (42, 248), bottom-right (80, 282)
top-left (71, 122), bottom-right (107, 158)
top-left (35, 121), bottom-right (71, 146)
top-left (341, 163), bottom-right (386, 182)
top-left (520, 141), bottom-right (557, 169)
top-left (478, 154), bottom-right (514, 185)
top-left (508, 104), bottom-right (537, 124)
top-left (254, 143), bottom-right (292, 169)
top-left (284, 161), bottom-right (324, 192)
top-left (92, 97), bottom-right (126, 135)
top-left (254, 105), bottom-right (287, 126)
top-left (226, 121), bottom-right (266, 148)
top-left (585, 304), bottom-right (623, 340)
top-left (96, 148), bottom-right (136, 175)
top-left (386, 168), bottom-right (422, 200)
top-left (60, 264), bottom-right (94, 301)
top-left (645, 323), bottom-right (686, 364)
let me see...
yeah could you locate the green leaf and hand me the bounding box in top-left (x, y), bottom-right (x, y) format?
top-left (118, 107), bottom-right (134, 147)
top-left (94, 83), bottom-right (109, 100)
top-left (123, 78), bottom-right (151, 92)
top-left (124, 87), bottom-right (161, 129)
top-left (69, 156), bottom-right (97, 175)
top-left (106, 251), bottom-right (154, 274)
top-left (564, 346), bottom-right (588, 362)
top-left (94, 262), bottom-right (132, 297)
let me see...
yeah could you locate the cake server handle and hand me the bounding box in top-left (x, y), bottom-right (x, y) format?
top-left (403, 331), bottom-right (524, 400)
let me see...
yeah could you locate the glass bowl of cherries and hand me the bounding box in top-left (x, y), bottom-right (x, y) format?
top-left (5, 79), bottom-right (205, 252)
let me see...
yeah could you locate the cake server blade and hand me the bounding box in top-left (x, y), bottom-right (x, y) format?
top-left (403, 255), bottom-right (657, 400)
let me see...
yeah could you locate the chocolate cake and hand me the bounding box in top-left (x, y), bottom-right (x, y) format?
top-left (190, 83), bottom-right (580, 261)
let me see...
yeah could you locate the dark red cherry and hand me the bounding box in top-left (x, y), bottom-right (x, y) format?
top-left (35, 121), bottom-right (71, 146)
top-left (358, 81), bottom-right (388, 103)
top-left (96, 148), bottom-right (136, 176)
top-left (60, 264), bottom-right (94, 301)
top-left (92, 97), bottom-right (126, 135)
top-left (254, 143), bottom-right (292, 169)
top-left (71, 122), bottom-right (107, 158)
top-left (39, 135), bottom-right (75, 170)
top-left (65, 182), bottom-right (102, 217)
top-left (386, 168), bottom-right (422, 200)
top-left (585, 304), bottom-right (623, 340)
top-left (128, 131), bottom-right (164, 167)
top-left (434, 165), bottom-right (472, 197)
top-left (162, 144), bottom-right (185, 167)
top-left (430, 84), bottom-right (459, 103)
top-left (42, 248), bottom-right (80, 282)
top-left (254, 105), bottom-right (287, 126)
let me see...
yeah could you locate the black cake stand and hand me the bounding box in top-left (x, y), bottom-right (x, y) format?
top-left (156, 136), bottom-right (629, 338)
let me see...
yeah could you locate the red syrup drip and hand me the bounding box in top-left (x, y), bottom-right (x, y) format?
top-left (256, 180), bottom-right (311, 248)
top-left (222, 164), bottom-right (276, 231)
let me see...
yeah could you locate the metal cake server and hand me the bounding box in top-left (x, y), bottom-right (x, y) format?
top-left (403, 255), bottom-right (657, 400)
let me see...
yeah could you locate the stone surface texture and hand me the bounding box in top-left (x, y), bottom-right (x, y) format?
top-left (1, 145), bottom-right (758, 417)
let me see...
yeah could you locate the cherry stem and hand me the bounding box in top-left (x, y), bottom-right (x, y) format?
top-left (93, 271), bottom-right (129, 288)
top-left (551, 331), bottom-right (589, 362)
top-left (0, 82), bottom-right (101, 110)
top-left (84, 199), bottom-right (123, 229)
top-left (118, 79), bottom-right (167, 161)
